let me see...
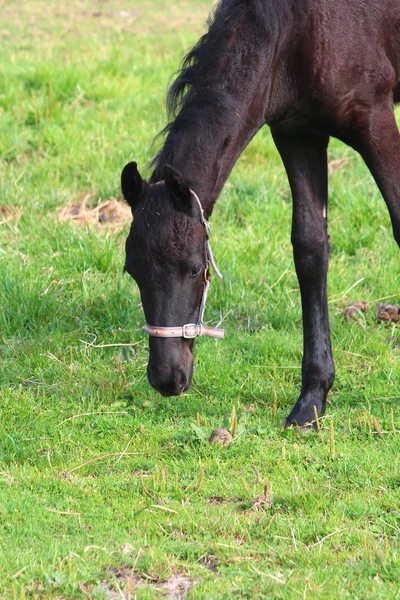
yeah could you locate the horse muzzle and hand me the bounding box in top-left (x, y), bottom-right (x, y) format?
top-left (147, 339), bottom-right (194, 397)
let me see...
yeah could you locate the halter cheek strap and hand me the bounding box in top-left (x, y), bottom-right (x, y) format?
top-left (144, 185), bottom-right (225, 340)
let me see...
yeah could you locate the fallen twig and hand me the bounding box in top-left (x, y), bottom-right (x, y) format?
top-left (79, 340), bottom-right (141, 349)
top-left (60, 444), bottom-right (174, 476)
top-left (329, 277), bottom-right (365, 304)
top-left (56, 411), bottom-right (129, 427)
top-left (149, 504), bottom-right (179, 514)
top-left (307, 528), bottom-right (347, 549)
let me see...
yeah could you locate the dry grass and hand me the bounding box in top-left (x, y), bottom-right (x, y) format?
top-left (99, 568), bottom-right (196, 599)
top-left (0, 205), bottom-right (24, 227)
top-left (57, 196), bottom-right (131, 230)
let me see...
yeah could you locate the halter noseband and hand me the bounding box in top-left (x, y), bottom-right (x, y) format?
top-left (144, 184), bottom-right (225, 340)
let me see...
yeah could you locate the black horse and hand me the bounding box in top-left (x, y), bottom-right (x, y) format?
top-left (122, 0), bottom-right (400, 427)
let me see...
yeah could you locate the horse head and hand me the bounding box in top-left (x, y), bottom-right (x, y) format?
top-left (121, 161), bottom-right (223, 397)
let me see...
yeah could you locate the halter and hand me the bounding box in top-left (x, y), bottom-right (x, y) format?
top-left (144, 184), bottom-right (225, 340)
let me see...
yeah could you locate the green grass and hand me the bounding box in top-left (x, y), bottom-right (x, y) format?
top-left (1, 1), bottom-right (400, 598)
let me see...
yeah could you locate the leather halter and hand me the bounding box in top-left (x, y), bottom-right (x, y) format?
top-left (144, 184), bottom-right (225, 340)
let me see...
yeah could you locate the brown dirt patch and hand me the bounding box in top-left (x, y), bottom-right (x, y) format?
top-left (57, 196), bottom-right (131, 230)
top-left (99, 568), bottom-right (196, 599)
top-left (198, 555), bottom-right (219, 573)
top-left (0, 205), bottom-right (24, 226)
top-left (250, 485), bottom-right (273, 512)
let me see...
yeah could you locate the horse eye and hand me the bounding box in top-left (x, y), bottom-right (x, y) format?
top-left (189, 264), bottom-right (203, 278)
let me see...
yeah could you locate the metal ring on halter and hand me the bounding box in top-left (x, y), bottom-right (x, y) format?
top-left (144, 184), bottom-right (225, 340)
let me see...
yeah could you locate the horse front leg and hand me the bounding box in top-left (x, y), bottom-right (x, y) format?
top-left (272, 130), bottom-right (334, 427)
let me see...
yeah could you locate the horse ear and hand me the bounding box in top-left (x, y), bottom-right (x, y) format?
top-left (121, 161), bottom-right (146, 211)
top-left (164, 165), bottom-right (194, 215)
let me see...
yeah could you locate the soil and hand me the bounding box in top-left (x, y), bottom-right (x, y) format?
top-left (58, 196), bottom-right (131, 230)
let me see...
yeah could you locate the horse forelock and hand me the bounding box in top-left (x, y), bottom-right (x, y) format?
top-left (129, 189), bottom-right (202, 264)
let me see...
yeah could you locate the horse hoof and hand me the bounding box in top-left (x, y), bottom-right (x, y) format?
top-left (284, 419), bottom-right (316, 433)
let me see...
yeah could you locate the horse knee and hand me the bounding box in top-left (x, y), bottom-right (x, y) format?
top-left (291, 236), bottom-right (328, 280)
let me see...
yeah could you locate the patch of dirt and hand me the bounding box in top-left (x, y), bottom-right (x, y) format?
top-left (100, 567), bottom-right (195, 599)
top-left (156, 573), bottom-right (195, 599)
top-left (207, 495), bottom-right (247, 505)
top-left (198, 555), bottom-right (219, 573)
top-left (57, 196), bottom-right (131, 230)
top-left (0, 205), bottom-right (23, 226)
top-left (250, 485), bottom-right (273, 512)
top-left (207, 496), bottom-right (225, 504)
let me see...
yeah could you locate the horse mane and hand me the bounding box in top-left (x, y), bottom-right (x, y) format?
top-left (167, 0), bottom-right (294, 118)
top-left (151, 0), bottom-right (296, 178)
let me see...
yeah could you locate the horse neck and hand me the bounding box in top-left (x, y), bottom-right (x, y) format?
top-left (151, 94), bottom-right (267, 217)
top-left (150, 6), bottom-right (295, 216)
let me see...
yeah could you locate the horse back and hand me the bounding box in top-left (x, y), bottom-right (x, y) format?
top-left (269, 0), bottom-right (400, 130)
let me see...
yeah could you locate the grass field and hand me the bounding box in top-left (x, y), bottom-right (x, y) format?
top-left (1, 1), bottom-right (400, 598)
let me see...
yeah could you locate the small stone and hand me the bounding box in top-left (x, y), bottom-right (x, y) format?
top-left (121, 542), bottom-right (134, 555)
top-left (209, 428), bottom-right (233, 447)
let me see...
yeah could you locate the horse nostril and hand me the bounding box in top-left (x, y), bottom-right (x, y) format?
top-left (175, 369), bottom-right (189, 393)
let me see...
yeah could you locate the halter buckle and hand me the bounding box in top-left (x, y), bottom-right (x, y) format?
top-left (182, 323), bottom-right (199, 339)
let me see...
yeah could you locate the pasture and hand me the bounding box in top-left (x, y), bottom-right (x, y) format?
top-left (0, 0), bottom-right (400, 597)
